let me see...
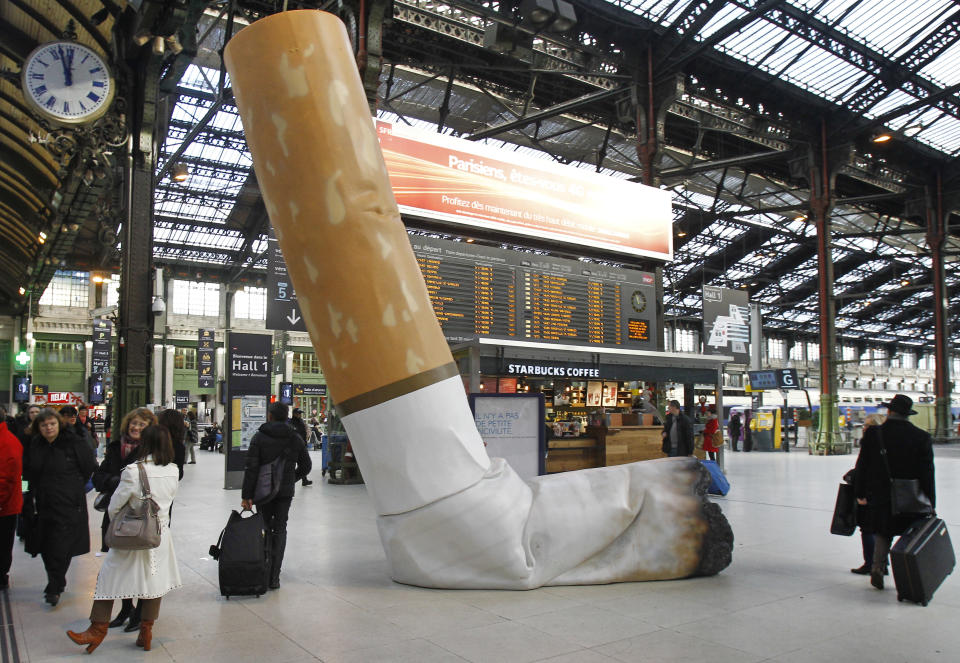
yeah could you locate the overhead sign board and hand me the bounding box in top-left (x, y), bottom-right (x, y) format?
top-left (266, 227), bottom-right (307, 332)
top-left (293, 383), bottom-right (327, 397)
top-left (377, 121), bottom-right (673, 261)
top-left (92, 318), bottom-right (112, 376)
top-left (747, 369), bottom-right (801, 391)
top-left (198, 328), bottom-right (215, 389)
top-left (703, 286), bottom-right (750, 364)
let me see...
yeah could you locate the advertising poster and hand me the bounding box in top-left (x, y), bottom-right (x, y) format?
top-left (13, 377), bottom-right (30, 403)
top-left (602, 382), bottom-right (618, 408)
top-left (470, 394), bottom-right (545, 480)
top-left (279, 381), bottom-right (293, 405)
top-left (378, 121), bottom-right (673, 261)
top-left (586, 381), bottom-right (603, 408)
top-left (231, 395), bottom-right (267, 450)
top-left (703, 286), bottom-right (750, 364)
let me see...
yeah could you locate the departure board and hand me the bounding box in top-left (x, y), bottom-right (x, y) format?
top-left (409, 236), bottom-right (658, 349)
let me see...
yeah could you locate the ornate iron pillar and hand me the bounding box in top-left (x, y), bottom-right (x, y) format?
top-left (115, 52), bottom-right (160, 426)
top-left (809, 120), bottom-right (840, 454)
top-left (928, 174), bottom-right (951, 440)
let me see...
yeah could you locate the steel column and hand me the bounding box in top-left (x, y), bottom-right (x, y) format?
top-left (810, 121), bottom-right (840, 453)
top-left (929, 174), bottom-right (952, 440)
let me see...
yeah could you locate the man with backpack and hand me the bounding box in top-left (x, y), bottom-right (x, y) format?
top-left (240, 402), bottom-right (312, 589)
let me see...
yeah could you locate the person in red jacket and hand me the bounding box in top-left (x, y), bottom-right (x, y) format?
top-left (0, 420), bottom-right (23, 589)
top-left (703, 408), bottom-right (721, 461)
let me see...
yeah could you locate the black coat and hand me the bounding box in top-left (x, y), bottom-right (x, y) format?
top-left (241, 421), bottom-right (312, 500)
top-left (854, 418), bottom-right (935, 537)
top-left (290, 416), bottom-right (308, 443)
top-left (661, 412), bottom-right (695, 457)
top-left (94, 438), bottom-right (143, 495)
top-left (23, 429), bottom-right (96, 558)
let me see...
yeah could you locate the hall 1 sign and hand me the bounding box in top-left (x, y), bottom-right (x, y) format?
top-left (91, 319), bottom-right (112, 376)
top-left (266, 227), bottom-right (307, 332)
top-left (198, 328), bottom-right (215, 389)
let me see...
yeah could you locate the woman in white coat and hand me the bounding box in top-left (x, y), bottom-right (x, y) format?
top-left (67, 426), bottom-right (181, 653)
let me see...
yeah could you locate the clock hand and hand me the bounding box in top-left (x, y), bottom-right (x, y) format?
top-left (58, 45), bottom-right (72, 87)
top-left (66, 47), bottom-right (75, 87)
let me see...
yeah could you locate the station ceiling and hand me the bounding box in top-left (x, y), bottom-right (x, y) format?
top-left (2, 0), bottom-right (959, 353)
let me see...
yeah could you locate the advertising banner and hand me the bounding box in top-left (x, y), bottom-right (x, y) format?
top-left (703, 286), bottom-right (750, 364)
top-left (377, 121), bottom-right (673, 261)
top-left (91, 318), bottom-right (111, 376)
top-left (198, 328), bottom-right (215, 389)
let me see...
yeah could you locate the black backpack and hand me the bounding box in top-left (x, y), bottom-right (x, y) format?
top-left (252, 444), bottom-right (291, 505)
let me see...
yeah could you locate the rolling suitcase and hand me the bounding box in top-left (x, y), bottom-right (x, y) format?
top-left (890, 517), bottom-right (954, 606)
top-left (209, 509), bottom-right (270, 598)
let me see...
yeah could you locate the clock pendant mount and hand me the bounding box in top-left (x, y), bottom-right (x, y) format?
top-left (21, 40), bottom-right (115, 126)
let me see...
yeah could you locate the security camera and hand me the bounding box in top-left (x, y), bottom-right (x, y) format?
top-left (152, 297), bottom-right (166, 315)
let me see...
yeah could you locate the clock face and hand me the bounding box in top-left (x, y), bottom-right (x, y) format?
top-left (21, 41), bottom-right (114, 125)
top-left (631, 290), bottom-right (647, 313)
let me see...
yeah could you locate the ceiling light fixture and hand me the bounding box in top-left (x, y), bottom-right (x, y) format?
top-left (18, 287), bottom-right (25, 296)
top-left (38, 231), bottom-right (47, 244)
top-left (677, 230), bottom-right (687, 237)
top-left (171, 163), bottom-right (190, 182)
top-left (872, 131), bottom-right (892, 143)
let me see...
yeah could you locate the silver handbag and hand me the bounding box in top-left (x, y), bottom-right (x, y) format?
top-left (104, 463), bottom-right (162, 550)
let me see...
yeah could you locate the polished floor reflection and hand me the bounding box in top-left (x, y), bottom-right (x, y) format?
top-left (7, 445), bottom-right (960, 662)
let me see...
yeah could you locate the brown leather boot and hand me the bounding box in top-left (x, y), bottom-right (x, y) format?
top-left (135, 619), bottom-right (154, 651)
top-left (66, 621), bottom-right (109, 654)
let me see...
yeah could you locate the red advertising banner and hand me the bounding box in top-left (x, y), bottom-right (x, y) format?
top-left (376, 121), bottom-right (673, 261)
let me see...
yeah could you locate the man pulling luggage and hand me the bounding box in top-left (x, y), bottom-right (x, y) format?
top-left (241, 402), bottom-right (312, 589)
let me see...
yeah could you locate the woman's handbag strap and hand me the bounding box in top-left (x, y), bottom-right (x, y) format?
top-left (135, 461), bottom-right (152, 499)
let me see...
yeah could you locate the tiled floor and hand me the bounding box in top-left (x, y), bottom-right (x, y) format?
top-left (7, 445), bottom-right (960, 662)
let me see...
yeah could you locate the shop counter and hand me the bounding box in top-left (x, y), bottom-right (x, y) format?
top-left (546, 425), bottom-right (705, 473)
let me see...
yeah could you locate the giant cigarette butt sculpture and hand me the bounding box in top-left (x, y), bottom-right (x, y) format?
top-left (225, 10), bottom-right (732, 589)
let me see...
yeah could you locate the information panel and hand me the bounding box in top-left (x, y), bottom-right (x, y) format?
top-left (91, 319), bottom-right (111, 376)
top-left (408, 235), bottom-right (657, 348)
top-left (266, 227), bottom-right (307, 332)
top-left (198, 328), bottom-right (215, 389)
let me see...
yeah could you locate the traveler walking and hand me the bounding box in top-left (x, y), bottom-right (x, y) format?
top-left (67, 425), bottom-right (182, 653)
top-left (728, 412), bottom-right (742, 452)
top-left (290, 408), bottom-right (312, 486)
top-left (854, 395), bottom-right (935, 590)
top-left (661, 400), bottom-right (694, 458)
top-left (240, 402), bottom-right (312, 589)
top-left (0, 418), bottom-right (22, 589)
top-left (22, 408), bottom-right (97, 605)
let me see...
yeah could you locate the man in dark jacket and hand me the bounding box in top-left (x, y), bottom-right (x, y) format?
top-left (289, 408), bottom-right (313, 486)
top-left (661, 400), bottom-right (695, 457)
top-left (854, 394), bottom-right (935, 590)
top-left (241, 402), bottom-right (312, 589)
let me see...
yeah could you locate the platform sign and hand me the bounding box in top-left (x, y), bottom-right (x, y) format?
top-left (747, 369), bottom-right (801, 391)
top-left (266, 228), bottom-right (307, 332)
top-left (198, 328), bottom-right (215, 389)
top-left (703, 286), bottom-right (750, 364)
top-left (92, 319), bottom-right (111, 376)
top-left (175, 390), bottom-right (190, 409)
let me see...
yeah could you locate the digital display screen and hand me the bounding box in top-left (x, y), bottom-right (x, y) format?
top-left (748, 370), bottom-right (779, 390)
top-left (13, 377), bottom-right (29, 403)
top-left (410, 236), bottom-right (658, 348)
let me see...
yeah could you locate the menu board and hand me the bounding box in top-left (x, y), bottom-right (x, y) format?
top-left (409, 236), bottom-right (657, 348)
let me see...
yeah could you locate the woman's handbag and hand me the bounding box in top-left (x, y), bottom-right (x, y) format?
top-left (879, 432), bottom-right (933, 517)
top-left (104, 462), bottom-right (162, 550)
top-left (93, 491), bottom-right (111, 512)
top-left (830, 482), bottom-right (856, 535)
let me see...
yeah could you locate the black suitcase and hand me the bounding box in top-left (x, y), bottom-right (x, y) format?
top-left (890, 517), bottom-right (955, 606)
top-left (210, 510), bottom-right (270, 598)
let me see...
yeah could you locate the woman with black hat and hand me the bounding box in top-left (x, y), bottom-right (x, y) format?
top-left (853, 394), bottom-right (936, 591)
